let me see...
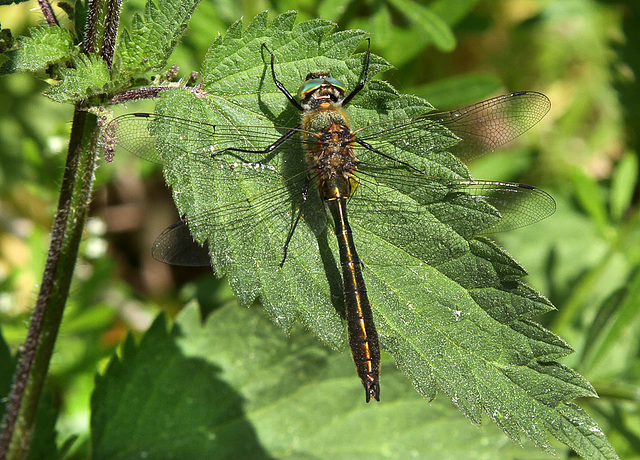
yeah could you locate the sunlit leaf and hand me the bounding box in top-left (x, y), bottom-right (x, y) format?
top-left (610, 151), bottom-right (638, 222)
top-left (103, 12), bottom-right (616, 458)
top-left (92, 303), bottom-right (560, 459)
top-left (13, 26), bottom-right (76, 72)
top-left (115, 0), bottom-right (200, 77)
top-left (44, 53), bottom-right (110, 103)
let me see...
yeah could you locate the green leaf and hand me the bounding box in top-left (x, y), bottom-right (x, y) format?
top-left (317, 0), bottom-right (353, 23)
top-left (385, 0), bottom-right (457, 52)
top-left (580, 270), bottom-right (640, 375)
top-left (91, 308), bottom-right (268, 459)
top-left (200, 12), bottom-right (390, 96)
top-left (114, 0), bottom-right (200, 78)
top-left (610, 150), bottom-right (638, 222)
top-left (13, 26), bottom-right (77, 72)
top-left (104, 12), bottom-right (616, 458)
top-left (0, 327), bottom-right (15, 420)
top-left (92, 302), bottom-right (558, 458)
top-left (430, 0), bottom-right (481, 26)
top-left (551, 403), bottom-right (620, 460)
top-left (571, 168), bottom-right (610, 232)
top-left (44, 54), bottom-right (110, 103)
top-left (25, 388), bottom-right (60, 460)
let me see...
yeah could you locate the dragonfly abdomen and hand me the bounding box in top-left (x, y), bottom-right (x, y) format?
top-left (324, 181), bottom-right (381, 403)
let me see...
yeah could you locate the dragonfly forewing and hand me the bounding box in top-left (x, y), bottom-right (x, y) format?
top-left (419, 91), bottom-right (551, 162)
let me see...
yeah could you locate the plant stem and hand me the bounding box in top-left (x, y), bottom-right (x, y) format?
top-left (103, 0), bottom-right (122, 70)
top-left (37, 0), bottom-right (59, 26)
top-left (83, 0), bottom-right (122, 68)
top-left (0, 108), bottom-right (98, 460)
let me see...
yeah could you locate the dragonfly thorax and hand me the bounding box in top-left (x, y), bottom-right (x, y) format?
top-left (304, 117), bottom-right (358, 198)
top-left (297, 71), bottom-right (347, 111)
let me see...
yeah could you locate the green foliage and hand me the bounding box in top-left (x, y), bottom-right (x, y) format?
top-left (98, 12), bottom-right (616, 457)
top-left (93, 302), bottom-right (561, 459)
top-left (44, 54), bottom-right (111, 103)
top-left (580, 270), bottom-right (640, 371)
top-left (610, 151), bottom-right (638, 222)
top-left (91, 307), bottom-right (268, 459)
top-left (410, 72), bottom-right (503, 109)
top-left (3, 0), bottom-right (200, 102)
top-left (2, 0), bottom-right (640, 459)
top-left (385, 0), bottom-right (456, 51)
top-left (12, 26), bottom-right (76, 72)
top-left (114, 0), bottom-right (201, 78)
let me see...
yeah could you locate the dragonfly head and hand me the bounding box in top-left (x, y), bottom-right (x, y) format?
top-left (297, 71), bottom-right (347, 111)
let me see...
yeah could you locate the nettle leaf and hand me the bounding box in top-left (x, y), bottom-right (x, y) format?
top-left (90, 306), bottom-right (266, 459)
top-left (106, 12), bottom-right (616, 458)
top-left (91, 302), bottom-right (556, 458)
top-left (13, 26), bottom-right (77, 72)
top-left (114, 0), bottom-right (200, 77)
top-left (44, 53), bottom-right (110, 103)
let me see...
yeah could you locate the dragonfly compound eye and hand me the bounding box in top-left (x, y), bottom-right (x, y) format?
top-left (297, 77), bottom-right (347, 102)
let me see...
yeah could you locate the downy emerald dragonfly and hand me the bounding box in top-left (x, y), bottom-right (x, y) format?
top-left (102, 39), bottom-right (555, 402)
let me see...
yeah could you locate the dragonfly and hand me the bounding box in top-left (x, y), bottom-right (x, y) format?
top-left (102, 39), bottom-right (555, 403)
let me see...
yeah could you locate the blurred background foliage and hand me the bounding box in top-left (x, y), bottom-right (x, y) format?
top-left (1, 0), bottom-right (639, 457)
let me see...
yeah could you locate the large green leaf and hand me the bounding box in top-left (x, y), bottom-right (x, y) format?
top-left (91, 302), bottom-right (558, 459)
top-left (105, 12), bottom-right (616, 458)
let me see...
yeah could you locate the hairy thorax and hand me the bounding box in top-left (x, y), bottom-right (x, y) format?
top-left (302, 106), bottom-right (359, 193)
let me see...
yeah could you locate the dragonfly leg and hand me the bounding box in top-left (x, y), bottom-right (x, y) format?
top-left (216, 124), bottom-right (302, 158)
top-left (279, 173), bottom-right (311, 267)
top-left (354, 138), bottom-right (422, 173)
top-left (262, 43), bottom-right (304, 112)
top-left (342, 38), bottom-right (371, 107)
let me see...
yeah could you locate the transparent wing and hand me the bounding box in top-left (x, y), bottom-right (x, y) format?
top-left (102, 91), bottom-right (550, 167)
top-left (154, 163), bottom-right (324, 268)
top-left (102, 112), bottom-right (325, 268)
top-left (150, 160), bottom-right (555, 267)
top-left (418, 91), bottom-right (550, 161)
top-left (355, 164), bottom-right (555, 233)
top-left (344, 165), bottom-right (555, 267)
top-left (356, 91), bottom-right (551, 162)
top-left (101, 112), bottom-right (313, 166)
top-left (152, 221), bottom-right (211, 266)
top-left (101, 91), bottom-right (553, 268)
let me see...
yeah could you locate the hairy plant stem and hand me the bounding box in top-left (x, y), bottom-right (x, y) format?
top-left (37, 0), bottom-right (59, 26)
top-left (0, 0), bottom-right (117, 455)
top-left (0, 109), bottom-right (98, 459)
top-left (84, 0), bottom-right (122, 69)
